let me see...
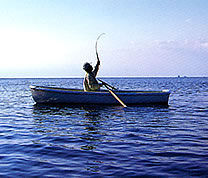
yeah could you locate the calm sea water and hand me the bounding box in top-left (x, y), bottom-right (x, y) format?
top-left (0, 77), bottom-right (208, 177)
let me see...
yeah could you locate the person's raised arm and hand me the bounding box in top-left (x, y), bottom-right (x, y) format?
top-left (92, 52), bottom-right (101, 77)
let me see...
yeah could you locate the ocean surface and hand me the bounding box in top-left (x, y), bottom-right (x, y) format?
top-left (0, 77), bottom-right (208, 177)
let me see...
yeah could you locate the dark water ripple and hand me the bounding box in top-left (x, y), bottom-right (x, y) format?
top-left (0, 77), bottom-right (208, 177)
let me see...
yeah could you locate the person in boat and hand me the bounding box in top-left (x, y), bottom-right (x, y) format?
top-left (83, 58), bottom-right (102, 91)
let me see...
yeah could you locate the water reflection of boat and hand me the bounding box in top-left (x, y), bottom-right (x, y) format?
top-left (33, 104), bottom-right (109, 151)
top-left (30, 86), bottom-right (170, 106)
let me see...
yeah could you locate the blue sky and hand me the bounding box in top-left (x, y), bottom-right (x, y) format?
top-left (0, 0), bottom-right (208, 77)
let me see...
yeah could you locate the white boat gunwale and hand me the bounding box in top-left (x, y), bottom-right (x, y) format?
top-left (30, 85), bottom-right (170, 96)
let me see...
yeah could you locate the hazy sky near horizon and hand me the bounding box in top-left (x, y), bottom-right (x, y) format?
top-left (0, 0), bottom-right (208, 77)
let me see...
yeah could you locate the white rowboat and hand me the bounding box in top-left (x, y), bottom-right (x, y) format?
top-left (30, 86), bottom-right (170, 106)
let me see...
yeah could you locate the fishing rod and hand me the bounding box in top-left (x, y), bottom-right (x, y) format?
top-left (95, 33), bottom-right (105, 61)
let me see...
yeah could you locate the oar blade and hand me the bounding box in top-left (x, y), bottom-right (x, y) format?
top-left (108, 89), bottom-right (127, 107)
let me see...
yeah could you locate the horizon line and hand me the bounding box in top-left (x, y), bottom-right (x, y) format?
top-left (0, 75), bottom-right (207, 79)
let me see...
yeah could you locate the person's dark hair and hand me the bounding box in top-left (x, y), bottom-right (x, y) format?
top-left (83, 62), bottom-right (93, 73)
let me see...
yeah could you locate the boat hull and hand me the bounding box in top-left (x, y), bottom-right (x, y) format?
top-left (30, 86), bottom-right (170, 105)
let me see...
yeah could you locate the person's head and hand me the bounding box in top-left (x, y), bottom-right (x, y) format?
top-left (83, 62), bottom-right (93, 73)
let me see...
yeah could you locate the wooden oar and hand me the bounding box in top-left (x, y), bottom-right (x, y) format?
top-left (103, 83), bottom-right (127, 108)
top-left (98, 79), bottom-right (117, 90)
